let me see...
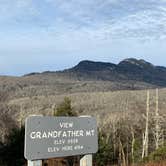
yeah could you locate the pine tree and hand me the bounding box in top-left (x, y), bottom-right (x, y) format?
top-left (54, 97), bottom-right (77, 116)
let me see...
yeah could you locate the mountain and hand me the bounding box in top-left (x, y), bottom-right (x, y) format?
top-left (70, 60), bottom-right (116, 72)
top-left (64, 58), bottom-right (166, 86)
top-left (1, 58), bottom-right (166, 100)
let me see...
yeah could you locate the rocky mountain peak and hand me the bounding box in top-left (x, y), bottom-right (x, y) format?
top-left (118, 58), bottom-right (154, 69)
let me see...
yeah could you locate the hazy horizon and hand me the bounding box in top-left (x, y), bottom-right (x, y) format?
top-left (0, 0), bottom-right (166, 76)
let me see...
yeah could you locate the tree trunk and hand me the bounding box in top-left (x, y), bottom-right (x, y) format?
top-left (142, 90), bottom-right (149, 158)
top-left (131, 127), bottom-right (135, 165)
top-left (119, 139), bottom-right (126, 166)
top-left (142, 133), bottom-right (145, 159)
top-left (155, 88), bottom-right (160, 150)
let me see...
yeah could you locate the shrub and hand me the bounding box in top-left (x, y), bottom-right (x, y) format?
top-left (143, 146), bottom-right (166, 163)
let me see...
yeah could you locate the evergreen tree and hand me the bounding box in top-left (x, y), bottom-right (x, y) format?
top-left (0, 126), bottom-right (25, 166)
top-left (94, 130), bottom-right (113, 166)
top-left (54, 97), bottom-right (77, 116)
top-left (53, 97), bottom-right (77, 166)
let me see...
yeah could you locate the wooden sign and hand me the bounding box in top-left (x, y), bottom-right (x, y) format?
top-left (24, 116), bottom-right (98, 160)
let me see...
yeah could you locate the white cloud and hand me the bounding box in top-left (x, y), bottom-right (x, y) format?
top-left (0, 0), bottom-right (165, 45)
top-left (0, 0), bottom-right (166, 75)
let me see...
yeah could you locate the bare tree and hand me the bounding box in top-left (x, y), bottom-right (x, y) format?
top-left (154, 88), bottom-right (160, 150)
top-left (142, 90), bottom-right (150, 158)
top-left (153, 88), bottom-right (165, 150)
top-left (131, 127), bottom-right (135, 165)
top-left (0, 104), bottom-right (18, 142)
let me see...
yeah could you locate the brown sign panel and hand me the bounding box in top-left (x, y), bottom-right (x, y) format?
top-left (24, 116), bottom-right (98, 160)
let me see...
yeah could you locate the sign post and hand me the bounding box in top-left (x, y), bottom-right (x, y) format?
top-left (80, 155), bottom-right (92, 166)
top-left (28, 160), bottom-right (42, 166)
top-left (24, 116), bottom-right (98, 162)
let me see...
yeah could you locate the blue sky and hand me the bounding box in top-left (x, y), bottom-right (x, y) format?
top-left (0, 0), bottom-right (166, 76)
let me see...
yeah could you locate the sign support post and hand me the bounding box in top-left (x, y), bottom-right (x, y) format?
top-left (80, 154), bottom-right (92, 166)
top-left (28, 160), bottom-right (42, 166)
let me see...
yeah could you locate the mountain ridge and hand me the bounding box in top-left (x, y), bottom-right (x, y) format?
top-left (23, 58), bottom-right (166, 87)
top-left (65, 58), bottom-right (166, 86)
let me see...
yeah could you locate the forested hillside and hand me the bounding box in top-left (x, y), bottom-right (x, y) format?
top-left (0, 59), bottom-right (166, 165)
